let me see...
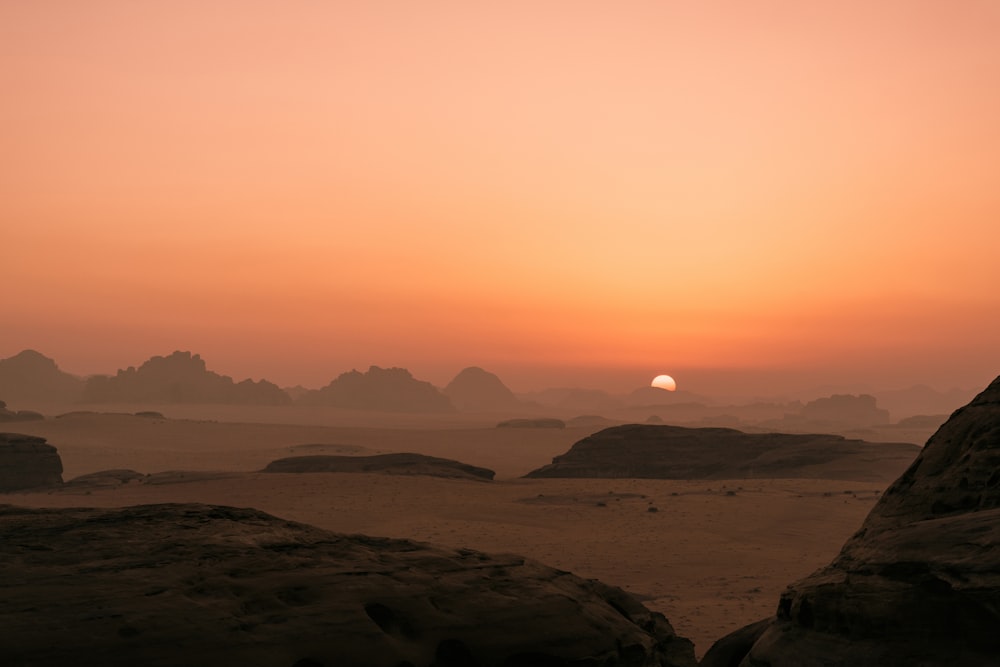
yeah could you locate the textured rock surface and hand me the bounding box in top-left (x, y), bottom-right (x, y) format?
top-left (263, 453), bottom-right (495, 481)
top-left (732, 376), bottom-right (1000, 666)
top-left (525, 424), bottom-right (918, 482)
top-left (0, 433), bottom-right (63, 491)
top-left (0, 503), bottom-right (697, 667)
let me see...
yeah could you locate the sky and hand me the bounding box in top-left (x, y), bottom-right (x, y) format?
top-left (3, 1), bottom-right (999, 396)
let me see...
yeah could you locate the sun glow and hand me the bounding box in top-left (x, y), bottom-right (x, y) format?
top-left (651, 374), bottom-right (677, 391)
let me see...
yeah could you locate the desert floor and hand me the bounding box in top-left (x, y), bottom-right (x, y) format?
top-left (4, 408), bottom-right (898, 656)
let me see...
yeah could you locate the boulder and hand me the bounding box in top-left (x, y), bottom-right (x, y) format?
top-left (0, 433), bottom-right (63, 491)
top-left (525, 424), bottom-right (919, 482)
top-left (0, 503), bottom-right (697, 667)
top-left (263, 453), bottom-right (495, 481)
top-left (726, 375), bottom-right (1000, 666)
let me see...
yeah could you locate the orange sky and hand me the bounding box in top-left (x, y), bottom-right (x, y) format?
top-left (3, 1), bottom-right (999, 395)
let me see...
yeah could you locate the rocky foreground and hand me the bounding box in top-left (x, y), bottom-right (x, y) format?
top-left (0, 503), bottom-right (697, 667)
top-left (525, 424), bottom-right (919, 482)
top-left (706, 376), bottom-right (1000, 666)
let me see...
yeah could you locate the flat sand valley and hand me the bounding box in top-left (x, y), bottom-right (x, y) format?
top-left (4, 408), bottom-right (901, 656)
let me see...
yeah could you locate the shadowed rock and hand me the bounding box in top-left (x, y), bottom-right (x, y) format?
top-left (525, 424), bottom-right (918, 482)
top-left (0, 400), bottom-right (44, 422)
top-left (722, 375), bottom-right (1000, 666)
top-left (263, 453), bottom-right (495, 481)
top-left (0, 433), bottom-right (63, 491)
top-left (0, 503), bottom-right (697, 667)
top-left (298, 366), bottom-right (455, 412)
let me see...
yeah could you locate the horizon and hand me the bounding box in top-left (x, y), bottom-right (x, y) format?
top-left (4, 2), bottom-right (999, 398)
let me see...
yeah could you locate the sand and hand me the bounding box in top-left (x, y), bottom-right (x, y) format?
top-left (3, 408), bottom-right (896, 656)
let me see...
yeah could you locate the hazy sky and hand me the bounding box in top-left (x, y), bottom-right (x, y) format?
top-left (3, 1), bottom-right (999, 394)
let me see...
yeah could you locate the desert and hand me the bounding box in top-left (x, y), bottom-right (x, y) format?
top-left (1, 401), bottom-right (910, 660)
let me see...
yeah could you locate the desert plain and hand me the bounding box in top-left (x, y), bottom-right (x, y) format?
top-left (3, 406), bottom-right (910, 656)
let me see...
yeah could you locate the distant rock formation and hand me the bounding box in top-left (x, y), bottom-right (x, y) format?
top-left (443, 366), bottom-right (521, 411)
top-left (497, 417), bottom-right (566, 429)
top-left (525, 424), bottom-right (919, 482)
top-left (874, 383), bottom-right (978, 421)
top-left (0, 400), bottom-right (44, 422)
top-left (793, 393), bottom-right (890, 427)
top-left (297, 366), bottom-right (454, 412)
top-left (518, 387), bottom-right (624, 412)
top-left (263, 453), bottom-right (495, 481)
top-left (0, 433), bottom-right (63, 491)
top-left (0, 350), bottom-right (84, 403)
top-left (720, 375), bottom-right (1000, 666)
top-left (83, 351), bottom-right (290, 405)
top-left (0, 503), bottom-right (697, 667)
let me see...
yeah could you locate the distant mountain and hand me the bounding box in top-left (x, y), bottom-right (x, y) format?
top-left (623, 386), bottom-right (709, 407)
top-left (0, 350), bottom-right (84, 404)
top-left (82, 351), bottom-right (290, 405)
top-left (873, 384), bottom-right (978, 421)
top-left (297, 366), bottom-right (455, 412)
top-left (517, 387), bottom-right (623, 412)
top-left (443, 367), bottom-right (521, 412)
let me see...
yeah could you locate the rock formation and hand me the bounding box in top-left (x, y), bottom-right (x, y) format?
top-left (0, 400), bottom-right (44, 422)
top-left (0, 503), bottom-right (697, 667)
top-left (713, 375), bottom-right (1000, 666)
top-left (496, 417), bottom-right (566, 429)
top-left (443, 366), bottom-right (521, 412)
top-left (297, 366), bottom-right (455, 412)
top-left (0, 350), bottom-right (84, 403)
top-left (263, 453), bottom-right (495, 481)
top-left (0, 433), bottom-right (63, 491)
top-left (83, 351), bottom-right (291, 405)
top-left (525, 424), bottom-right (919, 482)
top-left (783, 393), bottom-right (890, 429)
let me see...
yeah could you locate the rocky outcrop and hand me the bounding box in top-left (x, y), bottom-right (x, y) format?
top-left (0, 400), bottom-right (44, 422)
top-left (525, 424), bottom-right (919, 482)
top-left (497, 417), bottom-right (566, 429)
top-left (443, 366), bottom-right (521, 412)
top-left (0, 350), bottom-right (84, 403)
top-left (784, 393), bottom-right (890, 428)
top-left (298, 366), bottom-right (455, 412)
top-left (263, 453), bottom-right (495, 481)
top-left (0, 433), bottom-right (63, 491)
top-left (0, 503), bottom-right (697, 667)
top-left (721, 376), bottom-right (1000, 666)
top-left (83, 351), bottom-right (291, 405)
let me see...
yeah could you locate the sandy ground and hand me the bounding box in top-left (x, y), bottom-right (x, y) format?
top-left (3, 410), bottom-right (896, 656)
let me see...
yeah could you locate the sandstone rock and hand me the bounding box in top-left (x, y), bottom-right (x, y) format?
top-left (0, 402), bottom-right (45, 422)
top-left (525, 424), bottom-right (918, 482)
top-left (0, 350), bottom-right (84, 403)
top-left (64, 469), bottom-right (145, 489)
top-left (729, 375), bottom-right (1000, 666)
top-left (0, 433), bottom-right (63, 491)
top-left (263, 453), bottom-right (495, 481)
top-left (0, 503), bottom-right (697, 667)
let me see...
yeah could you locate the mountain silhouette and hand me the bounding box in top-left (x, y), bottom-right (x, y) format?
top-left (443, 367), bottom-right (521, 412)
top-left (297, 366), bottom-right (455, 412)
top-left (82, 351), bottom-right (290, 405)
top-left (0, 350), bottom-right (84, 404)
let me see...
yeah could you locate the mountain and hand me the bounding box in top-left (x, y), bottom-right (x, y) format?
top-left (710, 375), bottom-right (1000, 666)
top-left (874, 383), bottom-right (979, 421)
top-left (297, 366), bottom-right (455, 412)
top-left (443, 366), bottom-right (521, 412)
top-left (82, 351), bottom-right (290, 405)
top-left (0, 349), bottom-right (84, 404)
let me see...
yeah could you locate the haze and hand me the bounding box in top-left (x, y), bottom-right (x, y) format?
top-left (3, 1), bottom-right (999, 396)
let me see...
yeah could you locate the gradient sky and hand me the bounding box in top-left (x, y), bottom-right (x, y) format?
top-left (3, 1), bottom-right (999, 395)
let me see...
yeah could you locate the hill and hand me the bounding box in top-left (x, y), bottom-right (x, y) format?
top-left (297, 366), bottom-right (455, 412)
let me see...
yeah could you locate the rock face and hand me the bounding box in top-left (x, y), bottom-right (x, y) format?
top-left (263, 453), bottom-right (495, 481)
top-left (525, 424), bottom-right (919, 482)
top-left (443, 366), bottom-right (521, 412)
top-left (0, 433), bottom-right (63, 491)
top-left (83, 351), bottom-right (291, 405)
top-left (298, 366), bottom-right (455, 412)
top-left (0, 503), bottom-right (697, 667)
top-left (0, 350), bottom-right (84, 403)
top-left (724, 375), bottom-right (1000, 666)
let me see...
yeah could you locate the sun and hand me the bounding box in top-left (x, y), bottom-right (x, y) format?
top-left (651, 374), bottom-right (677, 391)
